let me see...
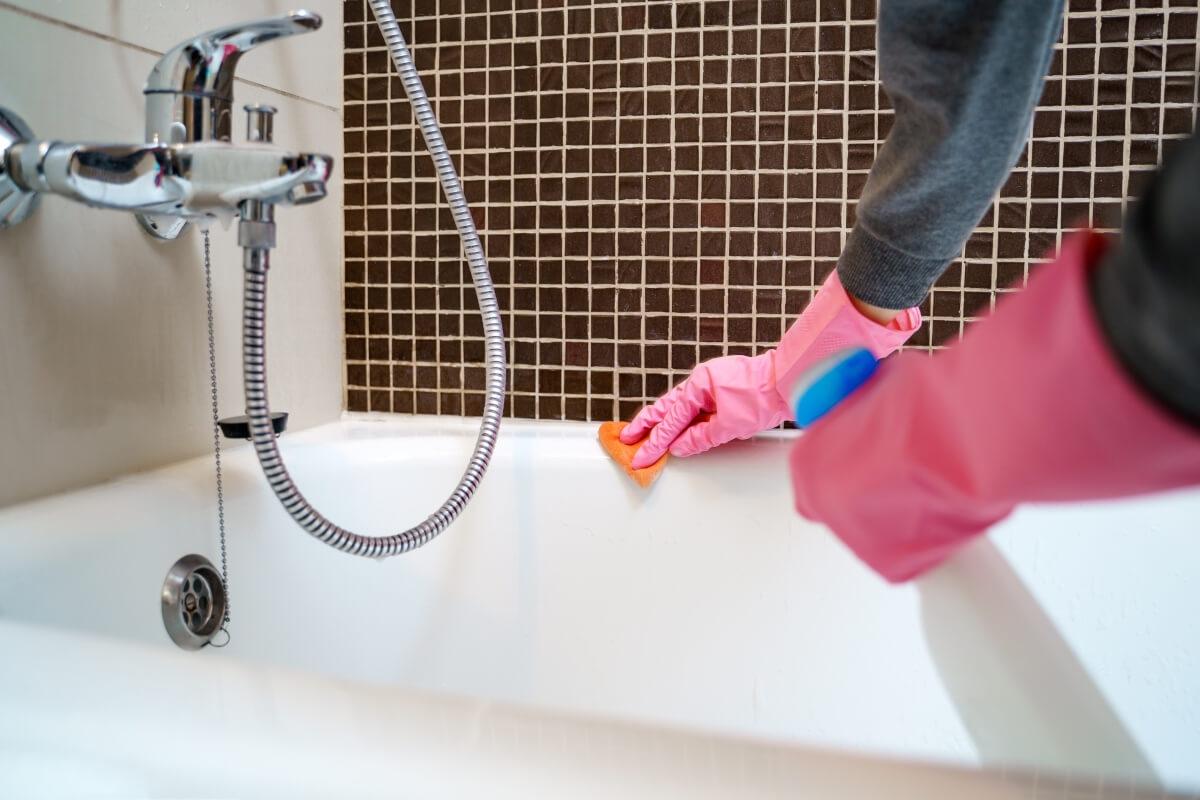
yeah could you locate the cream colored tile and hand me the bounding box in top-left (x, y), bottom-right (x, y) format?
top-left (0, 7), bottom-right (343, 506)
top-left (2, 0), bottom-right (343, 109)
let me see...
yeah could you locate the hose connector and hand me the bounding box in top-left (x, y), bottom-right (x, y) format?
top-left (238, 103), bottom-right (277, 252)
top-left (238, 214), bottom-right (276, 250)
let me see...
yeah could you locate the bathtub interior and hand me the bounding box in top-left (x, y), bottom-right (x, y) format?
top-left (1, 415), bottom-right (1199, 793)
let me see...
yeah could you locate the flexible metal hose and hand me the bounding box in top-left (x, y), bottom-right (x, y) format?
top-left (240, 1), bottom-right (506, 557)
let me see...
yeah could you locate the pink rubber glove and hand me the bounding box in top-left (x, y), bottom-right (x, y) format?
top-left (790, 231), bottom-right (1200, 583)
top-left (621, 270), bottom-right (921, 469)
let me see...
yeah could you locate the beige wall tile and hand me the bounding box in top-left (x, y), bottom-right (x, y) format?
top-left (0, 7), bottom-right (344, 507)
top-left (1, 0), bottom-right (343, 108)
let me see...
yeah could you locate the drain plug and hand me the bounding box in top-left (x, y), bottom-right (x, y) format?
top-left (161, 554), bottom-right (227, 650)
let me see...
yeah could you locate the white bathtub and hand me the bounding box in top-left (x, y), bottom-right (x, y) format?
top-left (1, 415), bottom-right (1197, 798)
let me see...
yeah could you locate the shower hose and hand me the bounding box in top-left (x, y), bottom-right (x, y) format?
top-left (239, 0), bottom-right (506, 557)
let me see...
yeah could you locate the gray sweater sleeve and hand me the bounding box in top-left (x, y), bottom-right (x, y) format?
top-left (837, 0), bottom-right (1064, 309)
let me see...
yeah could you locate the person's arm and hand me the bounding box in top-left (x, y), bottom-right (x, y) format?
top-left (839, 0), bottom-right (1065, 311)
top-left (1092, 133), bottom-right (1200, 428)
top-left (621, 1), bottom-right (1064, 466)
top-left (790, 132), bottom-right (1200, 583)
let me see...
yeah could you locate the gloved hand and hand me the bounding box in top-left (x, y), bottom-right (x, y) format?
top-left (789, 231), bottom-right (1200, 583)
top-left (621, 270), bottom-right (921, 469)
top-left (620, 352), bottom-right (791, 469)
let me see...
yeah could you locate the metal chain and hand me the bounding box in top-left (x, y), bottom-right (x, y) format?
top-left (202, 229), bottom-right (231, 640)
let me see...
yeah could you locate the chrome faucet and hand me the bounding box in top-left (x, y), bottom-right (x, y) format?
top-left (0, 11), bottom-right (332, 239)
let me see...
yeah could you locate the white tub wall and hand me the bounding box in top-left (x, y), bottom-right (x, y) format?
top-left (2, 418), bottom-right (1198, 792)
top-left (0, 2), bottom-right (344, 507)
top-left (0, 619), bottom-right (1174, 800)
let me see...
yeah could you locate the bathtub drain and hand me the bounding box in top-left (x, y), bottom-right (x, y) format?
top-left (157, 232), bottom-right (233, 652)
top-left (161, 554), bottom-right (228, 650)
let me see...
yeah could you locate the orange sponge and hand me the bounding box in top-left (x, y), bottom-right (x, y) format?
top-left (598, 421), bottom-right (669, 488)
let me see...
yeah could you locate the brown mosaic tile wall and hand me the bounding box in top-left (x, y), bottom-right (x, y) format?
top-left (342, 0), bottom-right (1199, 420)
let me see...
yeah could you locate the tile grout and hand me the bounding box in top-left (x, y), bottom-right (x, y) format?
top-left (341, 0), bottom-right (1198, 420)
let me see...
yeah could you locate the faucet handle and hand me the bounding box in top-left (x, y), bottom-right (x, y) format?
top-left (144, 11), bottom-right (322, 144)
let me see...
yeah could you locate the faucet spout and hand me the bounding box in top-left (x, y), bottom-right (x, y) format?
top-left (144, 11), bottom-right (323, 144)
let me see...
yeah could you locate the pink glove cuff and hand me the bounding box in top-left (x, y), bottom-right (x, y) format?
top-left (771, 271), bottom-right (921, 401)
